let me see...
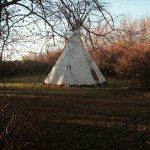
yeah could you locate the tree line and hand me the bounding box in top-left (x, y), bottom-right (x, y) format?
top-left (2, 16), bottom-right (150, 78)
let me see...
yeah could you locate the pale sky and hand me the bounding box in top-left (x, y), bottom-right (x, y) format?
top-left (106, 0), bottom-right (150, 18)
top-left (6, 0), bottom-right (150, 60)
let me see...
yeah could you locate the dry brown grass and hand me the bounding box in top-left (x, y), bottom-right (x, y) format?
top-left (0, 76), bottom-right (150, 149)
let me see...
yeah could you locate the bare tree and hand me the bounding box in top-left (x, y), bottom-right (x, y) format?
top-left (0, 0), bottom-right (54, 86)
top-left (0, 0), bottom-right (114, 86)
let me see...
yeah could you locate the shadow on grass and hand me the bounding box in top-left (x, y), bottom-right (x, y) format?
top-left (0, 81), bottom-right (150, 149)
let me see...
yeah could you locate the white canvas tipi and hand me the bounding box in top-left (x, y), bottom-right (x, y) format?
top-left (44, 30), bottom-right (106, 86)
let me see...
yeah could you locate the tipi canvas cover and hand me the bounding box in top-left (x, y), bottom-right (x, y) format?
top-left (44, 30), bottom-right (106, 86)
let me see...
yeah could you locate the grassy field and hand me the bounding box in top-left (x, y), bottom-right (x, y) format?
top-left (0, 75), bottom-right (150, 150)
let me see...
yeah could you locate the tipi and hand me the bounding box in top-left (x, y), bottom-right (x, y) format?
top-left (44, 29), bottom-right (106, 86)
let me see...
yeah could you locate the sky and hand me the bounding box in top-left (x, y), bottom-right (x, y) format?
top-left (5, 0), bottom-right (150, 60)
top-left (106, 0), bottom-right (150, 18)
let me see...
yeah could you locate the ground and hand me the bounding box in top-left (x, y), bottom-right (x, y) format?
top-left (0, 75), bottom-right (150, 150)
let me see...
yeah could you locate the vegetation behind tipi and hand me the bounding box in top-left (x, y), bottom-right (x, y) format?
top-left (2, 16), bottom-right (150, 88)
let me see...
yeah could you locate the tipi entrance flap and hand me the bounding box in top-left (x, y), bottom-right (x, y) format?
top-left (57, 65), bottom-right (74, 85)
top-left (90, 69), bottom-right (99, 84)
